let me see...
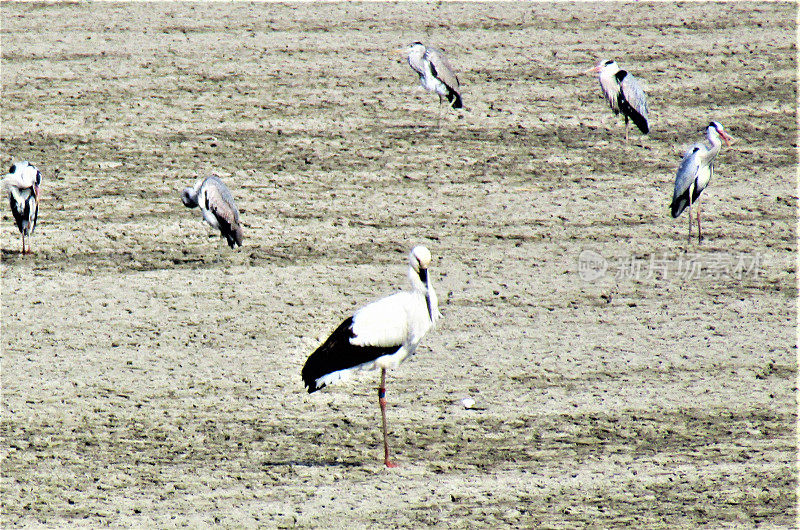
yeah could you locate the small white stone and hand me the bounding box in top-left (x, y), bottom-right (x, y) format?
top-left (461, 397), bottom-right (476, 409)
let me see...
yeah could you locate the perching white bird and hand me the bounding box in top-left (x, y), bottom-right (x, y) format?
top-left (302, 245), bottom-right (441, 468)
top-left (671, 121), bottom-right (733, 243)
top-left (181, 175), bottom-right (243, 248)
top-left (4, 161), bottom-right (41, 254)
top-left (405, 42), bottom-right (463, 118)
top-left (585, 59), bottom-right (649, 142)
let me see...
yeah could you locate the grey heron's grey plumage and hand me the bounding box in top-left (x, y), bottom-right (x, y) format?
top-left (586, 59), bottom-right (649, 141)
top-left (181, 175), bottom-right (243, 248)
top-left (405, 42), bottom-right (463, 110)
top-left (4, 161), bottom-right (41, 254)
top-left (671, 121), bottom-right (733, 243)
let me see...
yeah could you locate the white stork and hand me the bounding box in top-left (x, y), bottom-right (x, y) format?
top-left (4, 161), bottom-right (41, 254)
top-left (181, 175), bottom-right (243, 248)
top-left (671, 121), bottom-right (733, 243)
top-left (301, 245), bottom-right (441, 468)
top-left (404, 42), bottom-right (462, 123)
top-left (585, 59), bottom-right (649, 142)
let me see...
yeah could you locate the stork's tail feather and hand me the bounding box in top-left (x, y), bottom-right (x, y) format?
top-left (447, 89), bottom-right (463, 109)
top-left (302, 317), bottom-right (400, 393)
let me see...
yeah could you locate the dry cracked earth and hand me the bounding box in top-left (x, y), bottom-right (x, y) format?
top-left (1, 2), bottom-right (796, 528)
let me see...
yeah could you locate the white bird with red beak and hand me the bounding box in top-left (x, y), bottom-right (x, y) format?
top-left (671, 121), bottom-right (734, 243)
top-left (4, 161), bottom-right (42, 254)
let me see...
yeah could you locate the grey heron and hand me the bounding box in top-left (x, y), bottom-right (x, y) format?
top-left (181, 175), bottom-right (243, 248)
top-left (302, 245), bottom-right (441, 468)
top-left (585, 59), bottom-right (649, 142)
top-left (404, 42), bottom-right (462, 123)
top-left (671, 121), bottom-right (733, 243)
top-left (4, 161), bottom-right (41, 254)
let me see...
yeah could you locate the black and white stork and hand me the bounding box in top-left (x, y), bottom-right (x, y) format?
top-left (302, 245), bottom-right (441, 467)
top-left (4, 161), bottom-right (41, 254)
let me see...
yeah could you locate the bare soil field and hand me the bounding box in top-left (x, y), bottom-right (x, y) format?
top-left (1, 2), bottom-right (796, 527)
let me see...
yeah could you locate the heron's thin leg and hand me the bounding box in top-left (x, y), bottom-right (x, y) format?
top-left (697, 203), bottom-right (703, 243)
top-left (437, 95), bottom-right (443, 128)
top-left (624, 117), bottom-right (629, 144)
top-left (378, 368), bottom-right (397, 468)
top-left (687, 204), bottom-right (692, 248)
top-left (22, 233), bottom-right (26, 255)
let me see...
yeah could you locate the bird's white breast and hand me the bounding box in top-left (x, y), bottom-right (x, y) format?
top-left (599, 69), bottom-right (621, 112)
top-left (696, 163), bottom-right (713, 192)
top-left (350, 291), bottom-right (433, 367)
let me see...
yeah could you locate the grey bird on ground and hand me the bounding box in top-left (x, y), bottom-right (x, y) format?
top-left (671, 121), bottom-right (734, 244)
top-left (181, 175), bottom-right (243, 249)
top-left (585, 59), bottom-right (649, 142)
top-left (403, 42), bottom-right (462, 124)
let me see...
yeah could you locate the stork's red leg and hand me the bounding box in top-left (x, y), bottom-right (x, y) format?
top-left (378, 368), bottom-right (397, 468)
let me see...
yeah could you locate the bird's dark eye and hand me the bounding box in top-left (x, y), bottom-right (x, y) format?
top-left (9, 164), bottom-right (15, 173)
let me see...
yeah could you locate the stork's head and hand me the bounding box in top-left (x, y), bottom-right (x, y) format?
top-left (708, 121), bottom-right (733, 146)
top-left (409, 245), bottom-right (432, 285)
top-left (584, 59), bottom-right (617, 75)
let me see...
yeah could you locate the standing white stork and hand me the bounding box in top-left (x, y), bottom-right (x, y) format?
top-left (4, 161), bottom-right (41, 254)
top-left (181, 175), bottom-right (243, 248)
top-left (671, 121), bottom-right (733, 243)
top-left (585, 59), bottom-right (649, 142)
top-left (404, 42), bottom-right (462, 124)
top-left (301, 245), bottom-right (441, 468)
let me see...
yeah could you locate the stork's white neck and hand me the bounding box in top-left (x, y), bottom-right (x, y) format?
top-left (407, 265), bottom-right (439, 325)
top-left (408, 266), bottom-right (426, 293)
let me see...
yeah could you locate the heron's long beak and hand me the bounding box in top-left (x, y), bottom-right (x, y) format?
top-left (720, 131), bottom-right (734, 146)
top-left (583, 65), bottom-right (601, 75)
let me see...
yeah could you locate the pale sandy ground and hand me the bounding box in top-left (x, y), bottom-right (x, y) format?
top-left (1, 2), bottom-right (796, 527)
